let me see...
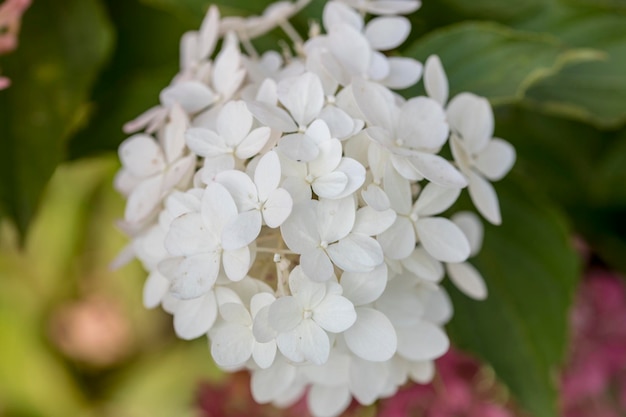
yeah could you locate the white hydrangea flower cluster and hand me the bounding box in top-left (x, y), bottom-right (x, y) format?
top-left (114, 1), bottom-right (516, 416)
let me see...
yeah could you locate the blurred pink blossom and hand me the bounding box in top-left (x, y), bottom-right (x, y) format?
top-left (377, 349), bottom-right (518, 417)
top-left (561, 269), bottom-right (626, 416)
top-left (0, 0), bottom-right (31, 89)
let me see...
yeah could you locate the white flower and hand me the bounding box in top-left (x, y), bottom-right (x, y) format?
top-left (115, 105), bottom-right (196, 227)
top-left (267, 266), bottom-right (357, 364)
top-left (352, 78), bottom-right (467, 187)
top-left (378, 167), bottom-right (470, 262)
top-left (280, 197), bottom-right (385, 281)
top-left (447, 92), bottom-right (516, 224)
top-left (210, 292), bottom-right (278, 369)
top-left (214, 150), bottom-right (293, 249)
top-left (159, 182), bottom-right (251, 299)
top-left (280, 119), bottom-right (366, 201)
top-left (186, 100), bottom-right (271, 177)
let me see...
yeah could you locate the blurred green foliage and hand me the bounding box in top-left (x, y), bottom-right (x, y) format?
top-left (1, 0), bottom-right (625, 416)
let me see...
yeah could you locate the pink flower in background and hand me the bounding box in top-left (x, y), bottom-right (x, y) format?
top-left (0, 0), bottom-right (31, 89)
top-left (561, 269), bottom-right (626, 417)
top-left (377, 349), bottom-right (517, 417)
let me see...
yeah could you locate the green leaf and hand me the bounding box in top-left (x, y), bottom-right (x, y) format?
top-left (0, 0), bottom-right (113, 236)
top-left (515, 6), bottom-right (626, 128)
top-left (436, 0), bottom-right (544, 22)
top-left (401, 22), bottom-right (600, 104)
top-left (446, 177), bottom-right (580, 417)
top-left (68, 0), bottom-right (190, 158)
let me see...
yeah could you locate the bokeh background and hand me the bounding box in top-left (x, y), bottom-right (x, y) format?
top-left (1, 0), bottom-right (626, 416)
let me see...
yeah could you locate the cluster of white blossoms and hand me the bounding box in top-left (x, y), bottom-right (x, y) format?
top-left (114, 0), bottom-right (516, 416)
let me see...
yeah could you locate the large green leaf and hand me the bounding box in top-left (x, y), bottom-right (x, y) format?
top-left (401, 22), bottom-right (600, 104)
top-left (0, 0), bottom-right (113, 236)
top-left (446, 177), bottom-right (580, 417)
top-left (68, 0), bottom-right (189, 159)
top-left (515, 5), bottom-right (626, 128)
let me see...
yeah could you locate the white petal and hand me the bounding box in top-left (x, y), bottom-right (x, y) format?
top-left (421, 285), bottom-right (453, 325)
top-left (414, 182), bottom-right (461, 217)
top-left (308, 385), bottom-right (351, 417)
top-left (424, 55), bottom-right (449, 105)
top-left (125, 175), bottom-right (163, 224)
top-left (323, 1), bottom-right (363, 31)
top-left (330, 25), bottom-right (371, 77)
top-left (210, 322), bottom-right (254, 367)
top-left (352, 77), bottom-right (398, 131)
top-left (333, 158), bottom-right (366, 199)
top-left (166, 253), bottom-right (220, 299)
top-left (468, 170), bottom-right (501, 225)
top-left (214, 170), bottom-right (257, 211)
top-left (447, 261), bottom-right (488, 300)
top-left (408, 151), bottom-right (467, 188)
top-left (160, 81), bottom-right (215, 113)
top-left (166, 212), bottom-right (216, 256)
top-left (327, 234), bottom-right (384, 272)
top-left (254, 150), bottom-right (281, 201)
top-left (197, 6), bottom-right (219, 59)
top-left (398, 97), bottom-right (449, 150)
top-left (173, 292), bottom-right (218, 339)
top-left (268, 296), bottom-right (302, 332)
top-left (236, 126), bottom-right (271, 159)
top-left (377, 217), bottom-right (415, 260)
top-left (219, 302), bottom-right (251, 325)
top-left (280, 202), bottom-right (319, 253)
top-left (409, 360), bottom-right (435, 383)
top-left (212, 33), bottom-right (245, 98)
top-left (262, 188), bottom-right (293, 228)
top-left (397, 321), bottom-right (449, 361)
top-left (246, 100), bottom-right (297, 132)
top-left (278, 72), bottom-right (324, 126)
top-left (119, 135), bottom-right (165, 177)
top-left (143, 271), bottom-right (169, 309)
top-left (277, 320), bottom-right (330, 365)
top-left (319, 106), bottom-right (355, 139)
top-left (251, 357), bottom-right (297, 403)
top-left (446, 92), bottom-right (493, 154)
top-left (361, 184), bottom-right (391, 211)
top-left (368, 50), bottom-right (391, 81)
top-left (451, 211), bottom-right (483, 256)
top-left (252, 340), bottom-right (277, 369)
top-left (222, 246), bottom-right (251, 281)
top-left (162, 154), bottom-right (195, 191)
top-left (341, 263), bottom-right (388, 305)
top-left (308, 138), bottom-right (343, 177)
top-left (350, 358), bottom-right (389, 405)
top-left (313, 172), bottom-right (349, 198)
top-left (416, 217), bottom-right (470, 263)
top-left (289, 266), bottom-right (328, 307)
top-left (217, 100), bottom-right (253, 145)
top-left (278, 133), bottom-right (320, 162)
top-left (367, 0), bottom-right (421, 15)
top-left (344, 307), bottom-right (397, 361)
top-left (353, 206), bottom-right (396, 236)
top-left (475, 138), bottom-right (516, 181)
top-left (201, 182), bottom-right (238, 231)
top-left (383, 165), bottom-right (412, 213)
top-left (222, 210), bottom-right (262, 250)
top-left (381, 57), bottom-right (423, 89)
top-left (401, 247), bottom-right (444, 282)
top-left (317, 197), bottom-right (356, 243)
top-left (301, 248), bottom-right (335, 282)
top-left (365, 16), bottom-right (411, 50)
top-left (313, 295), bottom-right (357, 333)
top-left (185, 127), bottom-right (227, 158)
top-left (252, 305), bottom-right (277, 343)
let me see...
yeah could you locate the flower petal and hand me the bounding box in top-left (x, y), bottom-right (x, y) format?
top-left (377, 217), bottom-right (415, 260)
top-left (468, 170), bottom-right (501, 225)
top-left (277, 319), bottom-right (330, 365)
top-left (397, 321), bottom-right (449, 361)
top-left (254, 150), bottom-right (281, 201)
top-left (301, 248), bottom-right (335, 282)
top-left (217, 100), bottom-right (253, 145)
top-left (414, 182), bottom-right (461, 217)
top-left (119, 134), bottom-right (165, 177)
top-left (210, 322), bottom-right (254, 367)
top-left (166, 252), bottom-right (220, 299)
top-left (236, 126), bottom-right (271, 159)
top-left (365, 16), bottom-right (410, 51)
top-left (327, 234), bottom-right (384, 272)
top-left (222, 246), bottom-right (251, 282)
top-left (424, 55), bottom-right (448, 105)
top-left (415, 217), bottom-right (470, 263)
top-left (222, 210), bottom-right (262, 250)
top-left (308, 385), bottom-right (351, 417)
top-left (278, 72), bottom-right (324, 126)
top-left (344, 307), bottom-right (397, 361)
top-left (313, 295), bottom-right (357, 333)
top-left (407, 151), bottom-right (467, 188)
top-left (381, 57), bottom-right (423, 89)
top-left (173, 291), bottom-right (218, 340)
top-left (341, 263), bottom-right (388, 305)
top-left (475, 138), bottom-right (516, 181)
top-left (278, 133), bottom-right (320, 162)
top-left (447, 261), bottom-right (488, 300)
top-left (268, 296), bottom-right (302, 333)
top-left (246, 100), bottom-right (297, 132)
top-left (262, 188), bottom-right (293, 228)
top-left (451, 211), bottom-right (483, 256)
